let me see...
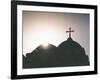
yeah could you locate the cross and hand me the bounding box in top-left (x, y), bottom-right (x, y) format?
top-left (66, 27), bottom-right (74, 37)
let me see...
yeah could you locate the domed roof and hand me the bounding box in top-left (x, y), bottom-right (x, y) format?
top-left (58, 37), bottom-right (86, 56)
top-left (58, 37), bottom-right (82, 49)
top-left (57, 37), bottom-right (89, 66)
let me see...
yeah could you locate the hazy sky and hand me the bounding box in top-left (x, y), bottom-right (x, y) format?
top-left (22, 11), bottom-right (90, 56)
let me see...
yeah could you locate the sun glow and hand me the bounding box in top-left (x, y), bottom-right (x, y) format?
top-left (42, 42), bottom-right (49, 48)
top-left (23, 11), bottom-right (89, 56)
top-left (37, 27), bottom-right (55, 48)
top-left (23, 24), bottom-right (65, 55)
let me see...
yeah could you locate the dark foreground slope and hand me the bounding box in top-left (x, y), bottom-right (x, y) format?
top-left (23, 44), bottom-right (58, 68)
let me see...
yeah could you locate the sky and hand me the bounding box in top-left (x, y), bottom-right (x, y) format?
top-left (22, 11), bottom-right (90, 56)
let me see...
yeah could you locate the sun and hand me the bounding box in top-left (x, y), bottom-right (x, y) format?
top-left (42, 43), bottom-right (49, 48)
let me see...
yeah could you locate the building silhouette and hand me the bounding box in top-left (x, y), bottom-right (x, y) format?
top-left (23, 27), bottom-right (89, 68)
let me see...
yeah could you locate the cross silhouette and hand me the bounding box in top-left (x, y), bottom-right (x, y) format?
top-left (66, 27), bottom-right (74, 37)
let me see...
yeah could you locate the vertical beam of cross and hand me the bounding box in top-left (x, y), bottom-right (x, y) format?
top-left (66, 27), bottom-right (74, 38)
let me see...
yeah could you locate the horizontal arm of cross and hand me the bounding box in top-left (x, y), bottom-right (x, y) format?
top-left (66, 30), bottom-right (74, 32)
